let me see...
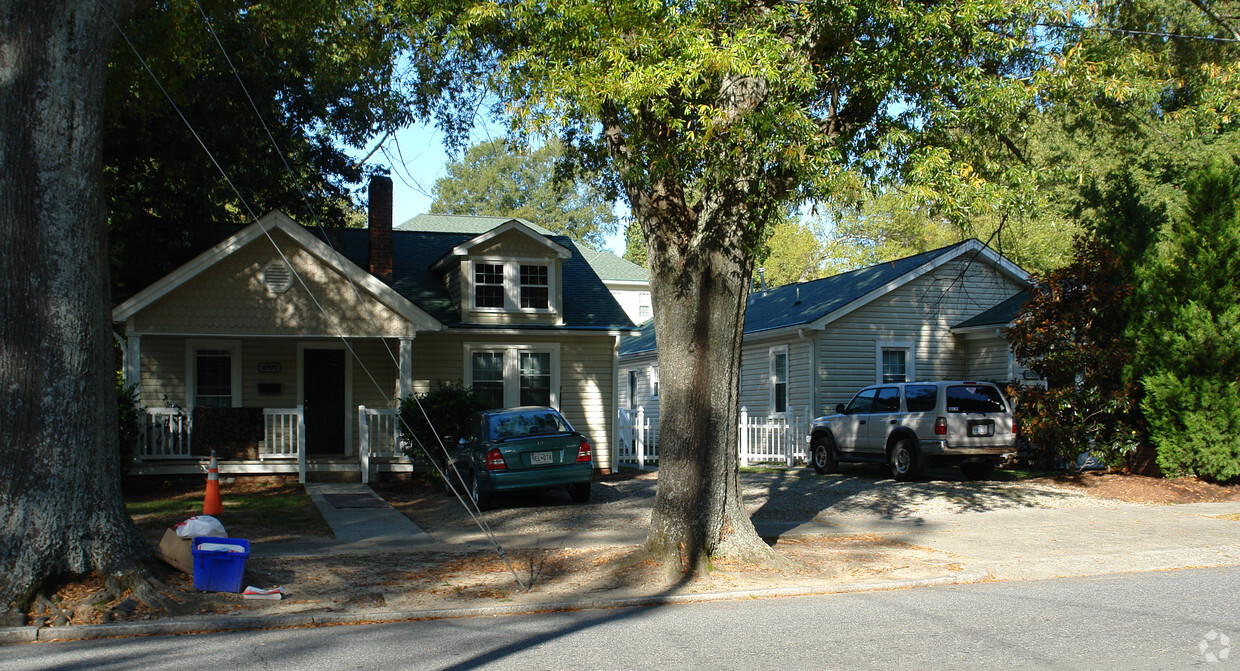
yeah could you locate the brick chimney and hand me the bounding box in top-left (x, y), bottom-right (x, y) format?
top-left (368, 174), bottom-right (393, 284)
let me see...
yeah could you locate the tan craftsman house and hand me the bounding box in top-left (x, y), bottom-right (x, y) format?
top-left (114, 178), bottom-right (637, 482)
top-left (617, 239), bottom-right (1035, 463)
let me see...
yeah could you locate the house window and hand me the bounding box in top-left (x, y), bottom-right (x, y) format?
top-left (519, 265), bottom-right (549, 309)
top-left (465, 344), bottom-right (560, 408)
top-left (470, 351), bottom-right (505, 408)
top-left (187, 340), bottom-right (241, 409)
top-left (519, 351), bottom-right (552, 406)
top-left (628, 370), bottom-right (638, 409)
top-left (474, 263), bottom-right (504, 309)
top-left (649, 366), bottom-right (659, 399)
top-left (770, 346), bottom-right (789, 414)
top-left (638, 292), bottom-right (651, 321)
top-left (876, 341), bottom-right (915, 384)
top-left (468, 259), bottom-right (556, 313)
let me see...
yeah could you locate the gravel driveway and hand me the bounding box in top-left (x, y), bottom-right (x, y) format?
top-left (381, 464), bottom-right (1119, 536)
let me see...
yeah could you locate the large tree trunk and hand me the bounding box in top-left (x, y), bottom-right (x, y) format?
top-left (0, 0), bottom-right (151, 619)
top-left (634, 195), bottom-right (780, 572)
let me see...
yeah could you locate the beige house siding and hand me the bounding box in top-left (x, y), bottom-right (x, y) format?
top-left (738, 336), bottom-right (815, 418)
top-left (131, 229), bottom-right (412, 337)
top-left (816, 259), bottom-right (1026, 410)
top-left (963, 334), bottom-right (1012, 384)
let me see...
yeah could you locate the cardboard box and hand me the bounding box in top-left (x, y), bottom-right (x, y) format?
top-left (157, 528), bottom-right (194, 575)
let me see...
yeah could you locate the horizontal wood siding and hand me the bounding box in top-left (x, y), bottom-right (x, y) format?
top-left (137, 336), bottom-right (187, 409)
top-left (964, 335), bottom-right (1011, 384)
top-left (818, 258), bottom-right (1026, 410)
top-left (739, 337), bottom-right (813, 417)
top-left (618, 352), bottom-right (660, 427)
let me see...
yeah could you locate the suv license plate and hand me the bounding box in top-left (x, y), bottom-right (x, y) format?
top-left (970, 424), bottom-right (993, 437)
top-left (530, 451), bottom-right (553, 465)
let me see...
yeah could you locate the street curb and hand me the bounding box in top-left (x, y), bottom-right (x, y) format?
top-left (1, 571), bottom-right (987, 645)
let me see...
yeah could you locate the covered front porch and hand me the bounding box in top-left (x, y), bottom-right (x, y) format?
top-left (129, 403), bottom-right (411, 484)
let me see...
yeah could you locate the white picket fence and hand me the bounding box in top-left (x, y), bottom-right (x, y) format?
top-left (617, 406), bottom-right (810, 468)
top-left (358, 406), bottom-right (402, 484)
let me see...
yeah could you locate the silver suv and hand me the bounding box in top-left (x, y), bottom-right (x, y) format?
top-left (808, 381), bottom-right (1016, 481)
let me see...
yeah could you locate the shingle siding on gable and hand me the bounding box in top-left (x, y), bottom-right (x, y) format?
top-left (132, 229), bottom-right (410, 337)
top-left (816, 258), bottom-right (1025, 409)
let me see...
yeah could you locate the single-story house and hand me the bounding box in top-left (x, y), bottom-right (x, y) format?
top-left (618, 239), bottom-right (1038, 433)
top-left (114, 177), bottom-right (638, 481)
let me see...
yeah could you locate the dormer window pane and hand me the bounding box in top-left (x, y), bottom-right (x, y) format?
top-left (519, 265), bottom-right (549, 309)
top-left (475, 263), bottom-right (504, 308)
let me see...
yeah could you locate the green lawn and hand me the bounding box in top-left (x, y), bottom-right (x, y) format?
top-left (125, 478), bottom-right (332, 543)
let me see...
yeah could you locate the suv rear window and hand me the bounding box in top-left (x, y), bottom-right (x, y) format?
top-left (945, 385), bottom-right (1007, 413)
top-left (904, 385), bottom-right (938, 413)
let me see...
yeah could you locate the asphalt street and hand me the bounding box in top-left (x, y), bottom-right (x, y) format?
top-left (3, 567), bottom-right (1236, 670)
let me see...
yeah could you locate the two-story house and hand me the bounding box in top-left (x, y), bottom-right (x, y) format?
top-left (113, 177), bottom-right (637, 482)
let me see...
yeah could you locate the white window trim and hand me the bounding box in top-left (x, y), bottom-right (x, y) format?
top-left (185, 339), bottom-right (242, 411)
top-left (648, 365), bottom-right (659, 399)
top-left (463, 343), bottom-right (561, 408)
top-left (464, 257), bottom-right (558, 315)
top-left (769, 345), bottom-right (789, 416)
top-left (875, 341), bottom-right (915, 384)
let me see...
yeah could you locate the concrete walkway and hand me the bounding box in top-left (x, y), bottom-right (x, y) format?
top-left (280, 482), bottom-right (436, 550)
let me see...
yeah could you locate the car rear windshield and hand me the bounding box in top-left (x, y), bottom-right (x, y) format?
top-left (489, 410), bottom-right (572, 439)
top-left (904, 385), bottom-right (938, 413)
top-left (945, 385), bottom-right (1007, 413)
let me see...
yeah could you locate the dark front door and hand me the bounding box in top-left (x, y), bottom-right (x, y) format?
top-left (303, 348), bottom-right (346, 456)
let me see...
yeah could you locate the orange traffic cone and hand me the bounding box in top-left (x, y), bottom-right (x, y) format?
top-left (203, 450), bottom-right (223, 515)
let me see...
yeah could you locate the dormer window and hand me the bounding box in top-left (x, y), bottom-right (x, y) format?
top-left (466, 259), bottom-right (556, 314)
top-left (520, 265), bottom-right (549, 309)
top-left (474, 263), bottom-right (505, 308)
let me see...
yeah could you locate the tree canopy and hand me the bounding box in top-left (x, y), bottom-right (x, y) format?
top-left (430, 137), bottom-right (620, 248)
top-left (405, 0), bottom-right (1053, 570)
top-left (106, 0), bottom-right (415, 299)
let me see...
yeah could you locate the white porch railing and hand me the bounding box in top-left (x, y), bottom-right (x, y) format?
top-left (358, 406), bottom-right (401, 484)
top-left (616, 405), bottom-right (810, 468)
top-left (262, 406), bottom-right (306, 483)
top-left (137, 407), bottom-right (192, 459)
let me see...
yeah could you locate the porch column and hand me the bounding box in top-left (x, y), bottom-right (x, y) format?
top-left (398, 335), bottom-right (415, 402)
top-left (126, 334), bottom-right (142, 401)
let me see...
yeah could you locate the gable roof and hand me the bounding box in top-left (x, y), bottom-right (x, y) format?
top-left (114, 212), bottom-right (636, 333)
top-left (433, 219), bottom-right (572, 269)
top-left (619, 238), bottom-right (1029, 355)
top-left (112, 211), bottom-right (442, 331)
top-left (953, 288), bottom-right (1031, 332)
top-left (398, 213), bottom-right (553, 235)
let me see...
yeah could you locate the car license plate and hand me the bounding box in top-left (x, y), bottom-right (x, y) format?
top-left (970, 423), bottom-right (993, 437)
top-left (530, 451), bottom-right (553, 465)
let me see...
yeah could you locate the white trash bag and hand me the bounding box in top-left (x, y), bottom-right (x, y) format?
top-left (175, 515), bottom-right (227, 539)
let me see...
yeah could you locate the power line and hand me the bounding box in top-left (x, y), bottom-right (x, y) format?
top-left (1041, 22), bottom-right (1240, 44)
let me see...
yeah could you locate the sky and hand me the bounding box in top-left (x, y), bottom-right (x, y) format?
top-left (352, 121), bottom-right (630, 256)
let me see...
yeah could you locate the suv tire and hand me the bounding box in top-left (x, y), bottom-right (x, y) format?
top-left (889, 438), bottom-right (920, 482)
top-left (811, 435), bottom-right (838, 475)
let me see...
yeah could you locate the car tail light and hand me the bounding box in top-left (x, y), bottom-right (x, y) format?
top-left (485, 448), bottom-right (506, 471)
top-left (935, 417), bottom-right (947, 435)
top-left (576, 440), bottom-right (593, 463)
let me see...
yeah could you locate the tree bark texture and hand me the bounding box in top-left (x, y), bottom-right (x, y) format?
top-left (616, 169), bottom-right (778, 571)
top-left (0, 0), bottom-right (147, 614)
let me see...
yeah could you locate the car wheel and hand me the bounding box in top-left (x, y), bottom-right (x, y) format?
top-left (961, 462), bottom-right (996, 481)
top-left (889, 438), bottom-right (920, 482)
top-left (568, 482), bottom-right (591, 503)
top-left (811, 436), bottom-right (838, 475)
top-left (442, 463), bottom-right (463, 497)
top-left (470, 471), bottom-right (494, 511)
